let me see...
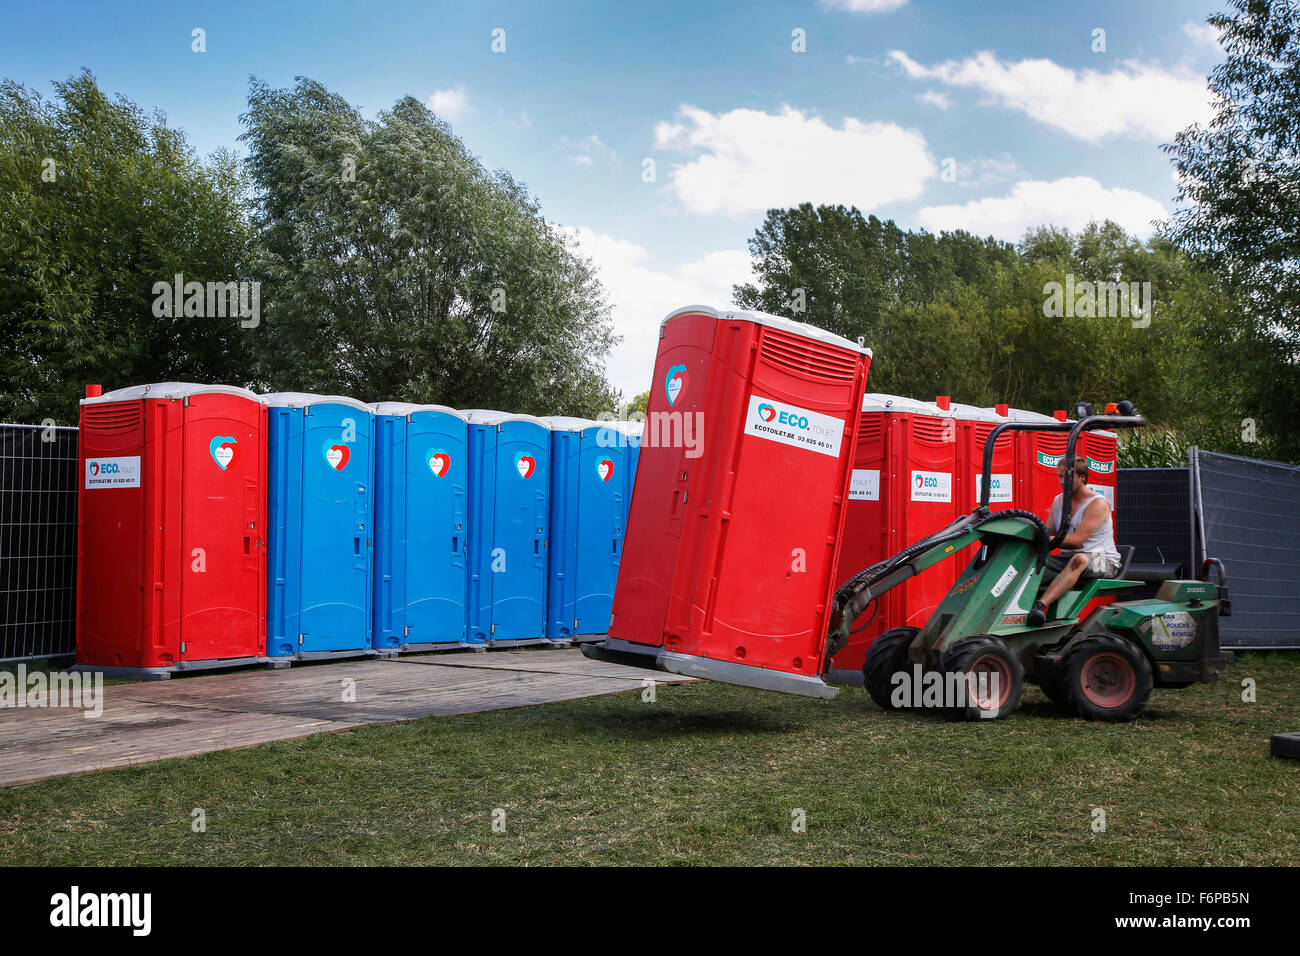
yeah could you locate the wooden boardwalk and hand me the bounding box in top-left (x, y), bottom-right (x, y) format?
top-left (0, 649), bottom-right (692, 788)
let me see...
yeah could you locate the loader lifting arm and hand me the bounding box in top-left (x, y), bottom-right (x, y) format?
top-left (827, 507), bottom-right (1049, 655)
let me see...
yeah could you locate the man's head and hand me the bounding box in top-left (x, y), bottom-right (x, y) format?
top-left (1057, 455), bottom-right (1089, 493)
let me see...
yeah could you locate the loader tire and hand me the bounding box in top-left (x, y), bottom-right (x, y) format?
top-left (863, 627), bottom-right (919, 711)
top-left (941, 635), bottom-right (1024, 720)
top-left (1061, 634), bottom-right (1152, 722)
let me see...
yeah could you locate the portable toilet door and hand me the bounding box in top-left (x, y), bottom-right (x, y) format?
top-left (263, 393), bottom-right (374, 659)
top-left (600, 306), bottom-right (871, 697)
top-left (76, 383), bottom-right (267, 676)
top-left (541, 417), bottom-right (590, 642)
top-left (403, 404), bottom-right (470, 648)
top-left (464, 411), bottom-right (551, 644)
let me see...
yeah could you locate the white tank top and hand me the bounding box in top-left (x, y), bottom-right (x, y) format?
top-left (1050, 492), bottom-right (1120, 565)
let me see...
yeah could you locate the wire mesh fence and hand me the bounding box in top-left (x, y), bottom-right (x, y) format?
top-left (1, 424), bottom-right (79, 662)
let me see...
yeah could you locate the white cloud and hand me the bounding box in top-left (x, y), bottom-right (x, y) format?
top-left (428, 85), bottom-right (471, 121)
top-left (887, 49), bottom-right (1212, 143)
top-left (916, 176), bottom-right (1168, 241)
top-left (561, 225), bottom-right (753, 398)
top-left (1182, 20), bottom-right (1221, 47)
top-left (654, 104), bottom-right (936, 217)
top-left (823, 0), bottom-right (909, 12)
top-left (564, 134), bottom-right (617, 168)
top-left (918, 90), bottom-right (953, 110)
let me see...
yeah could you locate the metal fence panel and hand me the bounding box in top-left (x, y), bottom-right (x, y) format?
top-left (0, 424), bottom-right (79, 661)
top-left (1115, 467), bottom-right (1194, 575)
top-left (1194, 449), bottom-right (1300, 649)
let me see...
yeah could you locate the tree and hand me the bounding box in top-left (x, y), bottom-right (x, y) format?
top-left (734, 205), bottom-right (1247, 451)
top-left (0, 71), bottom-right (254, 423)
top-left (240, 77), bottom-right (618, 416)
top-left (623, 390), bottom-right (649, 418)
top-left (1163, 0), bottom-right (1300, 461)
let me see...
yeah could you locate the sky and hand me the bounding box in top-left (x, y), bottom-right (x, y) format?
top-left (0, 0), bottom-right (1226, 400)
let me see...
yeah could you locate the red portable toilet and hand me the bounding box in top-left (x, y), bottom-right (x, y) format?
top-left (988, 405), bottom-right (1064, 523)
top-left (586, 306), bottom-right (871, 698)
top-left (829, 394), bottom-right (959, 681)
top-left (1083, 427), bottom-right (1118, 525)
top-left (75, 383), bottom-right (267, 678)
top-left (951, 402), bottom-right (1016, 513)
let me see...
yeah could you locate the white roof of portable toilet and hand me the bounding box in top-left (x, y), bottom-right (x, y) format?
top-left (370, 402), bottom-right (469, 421)
top-left (988, 406), bottom-right (1058, 423)
top-left (860, 393), bottom-right (956, 417)
top-left (662, 305), bottom-right (872, 357)
top-left (259, 392), bottom-right (372, 413)
top-left (462, 409), bottom-right (552, 428)
top-left (82, 382), bottom-right (259, 405)
top-left (540, 416), bottom-right (597, 432)
top-left (948, 401), bottom-right (1003, 423)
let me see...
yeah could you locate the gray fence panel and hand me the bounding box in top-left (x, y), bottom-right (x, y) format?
top-left (0, 424), bottom-right (79, 661)
top-left (1195, 449), bottom-right (1300, 649)
top-left (1116, 467), bottom-right (1194, 575)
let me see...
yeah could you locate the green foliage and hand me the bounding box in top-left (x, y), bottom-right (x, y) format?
top-left (1117, 428), bottom-right (1190, 469)
top-left (0, 71), bottom-right (254, 424)
top-left (1162, 0), bottom-right (1300, 462)
top-left (623, 390), bottom-right (649, 418)
top-left (735, 207), bottom-right (1254, 456)
top-left (239, 77), bottom-right (618, 417)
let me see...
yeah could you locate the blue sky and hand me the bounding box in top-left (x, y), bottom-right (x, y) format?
top-left (1, 0), bottom-right (1224, 398)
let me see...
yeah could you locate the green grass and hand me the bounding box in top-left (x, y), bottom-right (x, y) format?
top-left (1, 652), bottom-right (1296, 865)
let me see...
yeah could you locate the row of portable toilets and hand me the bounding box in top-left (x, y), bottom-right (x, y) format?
top-left (74, 384), bottom-right (640, 676)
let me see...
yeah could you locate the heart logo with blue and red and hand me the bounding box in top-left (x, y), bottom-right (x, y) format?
top-left (209, 436), bottom-right (240, 471)
top-left (514, 453), bottom-right (536, 479)
top-left (322, 440), bottom-right (350, 471)
top-left (596, 458), bottom-right (614, 482)
top-left (426, 448), bottom-right (451, 477)
top-left (665, 363), bottom-right (689, 406)
top-left (757, 403), bottom-right (776, 423)
top-left (90, 462), bottom-right (100, 476)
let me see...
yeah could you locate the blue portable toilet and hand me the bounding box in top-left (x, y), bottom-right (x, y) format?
top-left (262, 392), bottom-right (374, 660)
top-left (371, 402), bottom-right (470, 652)
top-left (544, 418), bottom-right (641, 641)
top-left (463, 410), bottom-right (551, 645)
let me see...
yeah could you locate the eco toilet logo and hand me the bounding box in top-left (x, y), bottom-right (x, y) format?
top-left (742, 394), bottom-right (844, 458)
top-left (322, 440), bottom-right (351, 471)
top-left (596, 458), bottom-right (614, 482)
top-left (664, 363), bottom-right (689, 406)
top-left (514, 452), bottom-right (536, 479)
top-left (426, 449), bottom-right (451, 477)
top-left (208, 436), bottom-right (240, 471)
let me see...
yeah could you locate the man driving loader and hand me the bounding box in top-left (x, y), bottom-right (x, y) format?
top-left (1026, 455), bottom-right (1122, 627)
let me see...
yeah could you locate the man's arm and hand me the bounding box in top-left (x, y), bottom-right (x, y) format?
top-left (1059, 498), bottom-right (1110, 548)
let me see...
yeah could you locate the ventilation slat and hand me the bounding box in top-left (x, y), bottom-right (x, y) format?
top-left (758, 328), bottom-right (858, 382)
